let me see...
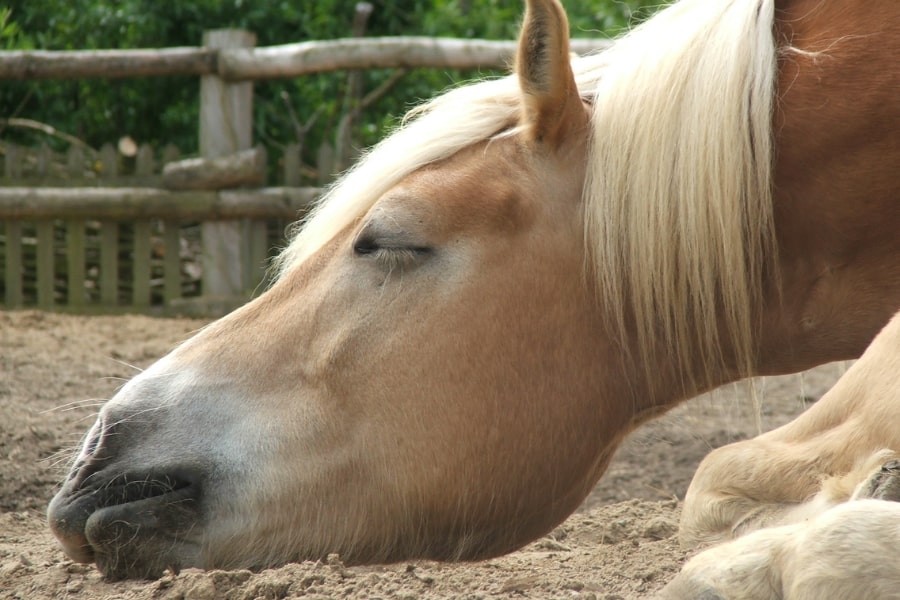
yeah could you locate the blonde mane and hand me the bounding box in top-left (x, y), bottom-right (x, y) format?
top-left (276, 0), bottom-right (777, 382)
top-left (585, 0), bottom-right (776, 384)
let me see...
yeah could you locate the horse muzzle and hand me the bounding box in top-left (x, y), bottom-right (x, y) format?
top-left (47, 415), bottom-right (207, 579)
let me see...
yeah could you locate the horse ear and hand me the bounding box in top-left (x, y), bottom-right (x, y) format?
top-left (516, 0), bottom-right (585, 147)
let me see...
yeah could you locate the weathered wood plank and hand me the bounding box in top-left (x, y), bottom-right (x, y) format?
top-left (132, 221), bottom-right (152, 307)
top-left (0, 39), bottom-right (608, 82)
top-left (200, 29), bottom-right (255, 299)
top-left (0, 187), bottom-right (319, 220)
top-left (36, 144), bottom-right (52, 177)
top-left (244, 220), bottom-right (270, 294)
top-left (0, 47), bottom-right (217, 80)
top-left (4, 221), bottom-right (23, 307)
top-left (99, 144), bottom-right (118, 178)
top-left (66, 145), bottom-right (85, 177)
top-left (202, 221), bottom-right (241, 298)
top-left (282, 143), bottom-right (302, 187)
top-left (100, 222), bottom-right (119, 306)
top-left (162, 147), bottom-right (264, 190)
top-left (135, 144), bottom-right (156, 176)
top-left (163, 221), bottom-right (182, 305)
top-left (3, 144), bottom-right (22, 179)
top-left (35, 221), bottom-right (54, 309)
top-left (221, 37), bottom-right (610, 80)
top-left (66, 219), bottom-right (86, 308)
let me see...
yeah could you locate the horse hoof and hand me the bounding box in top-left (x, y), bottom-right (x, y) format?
top-left (855, 459), bottom-right (900, 501)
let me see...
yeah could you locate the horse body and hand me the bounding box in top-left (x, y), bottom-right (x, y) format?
top-left (760, 0), bottom-right (900, 373)
top-left (47, 0), bottom-right (900, 589)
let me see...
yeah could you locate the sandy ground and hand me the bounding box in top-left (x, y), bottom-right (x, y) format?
top-left (0, 310), bottom-right (850, 599)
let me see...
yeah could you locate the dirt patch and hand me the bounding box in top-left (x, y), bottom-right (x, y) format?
top-left (0, 310), bottom-right (848, 599)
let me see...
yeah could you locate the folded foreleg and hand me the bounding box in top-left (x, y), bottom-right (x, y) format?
top-left (661, 498), bottom-right (900, 600)
top-left (680, 310), bottom-right (900, 547)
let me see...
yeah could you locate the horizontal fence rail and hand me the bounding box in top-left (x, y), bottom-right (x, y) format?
top-left (0, 47), bottom-right (218, 80)
top-left (0, 37), bottom-right (610, 81)
top-left (0, 187), bottom-right (319, 220)
top-left (1, 188), bottom-right (320, 314)
top-left (0, 144), bottom-right (321, 315)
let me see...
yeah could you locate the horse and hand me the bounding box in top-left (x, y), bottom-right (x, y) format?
top-left (48, 0), bottom-right (900, 585)
top-left (662, 309), bottom-right (900, 599)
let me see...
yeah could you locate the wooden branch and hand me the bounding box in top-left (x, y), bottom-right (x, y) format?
top-left (220, 37), bottom-right (609, 80)
top-left (163, 147), bottom-right (264, 190)
top-left (0, 118), bottom-right (96, 153)
top-left (356, 69), bottom-right (408, 115)
top-left (0, 187), bottom-right (320, 220)
top-left (0, 47), bottom-right (217, 80)
top-left (280, 91), bottom-right (304, 142)
top-left (0, 38), bottom-right (609, 81)
top-left (334, 68), bottom-right (408, 173)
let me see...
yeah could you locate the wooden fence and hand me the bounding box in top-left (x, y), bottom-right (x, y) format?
top-left (1, 134), bottom-right (319, 316)
top-left (0, 32), bottom-right (608, 316)
top-left (0, 144), bottom-right (317, 315)
top-left (0, 199), bottom-right (315, 315)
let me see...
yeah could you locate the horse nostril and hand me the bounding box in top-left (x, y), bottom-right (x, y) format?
top-left (67, 417), bottom-right (110, 487)
top-left (84, 418), bottom-right (103, 456)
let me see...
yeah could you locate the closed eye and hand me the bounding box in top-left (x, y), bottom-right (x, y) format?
top-left (353, 237), bottom-right (432, 273)
top-left (353, 236), bottom-right (431, 258)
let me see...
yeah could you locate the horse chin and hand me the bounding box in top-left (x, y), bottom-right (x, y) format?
top-left (48, 470), bottom-right (206, 580)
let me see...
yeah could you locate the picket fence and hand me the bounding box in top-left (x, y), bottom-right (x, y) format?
top-left (0, 140), bottom-right (317, 316)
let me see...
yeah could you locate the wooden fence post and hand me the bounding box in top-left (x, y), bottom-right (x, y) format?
top-left (200, 29), bottom-right (256, 300)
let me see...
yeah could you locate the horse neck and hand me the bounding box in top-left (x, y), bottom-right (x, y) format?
top-left (756, 0), bottom-right (900, 374)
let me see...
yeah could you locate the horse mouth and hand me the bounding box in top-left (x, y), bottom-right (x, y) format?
top-left (48, 470), bottom-right (203, 579)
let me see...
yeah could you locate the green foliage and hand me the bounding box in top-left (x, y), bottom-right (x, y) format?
top-left (1, 7), bottom-right (24, 49)
top-left (0, 0), bottom-right (660, 182)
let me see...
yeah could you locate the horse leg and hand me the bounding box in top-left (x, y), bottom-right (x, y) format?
top-left (679, 311), bottom-right (900, 548)
top-left (680, 437), bottom-right (899, 547)
top-left (661, 497), bottom-right (900, 600)
top-left (665, 450), bottom-right (900, 599)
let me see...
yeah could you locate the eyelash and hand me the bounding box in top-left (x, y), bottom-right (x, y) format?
top-left (354, 241), bottom-right (431, 270)
top-left (379, 248), bottom-right (421, 270)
